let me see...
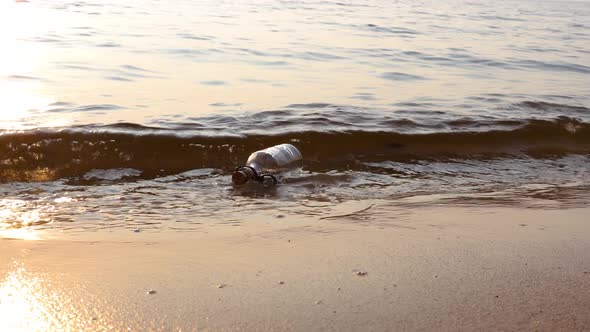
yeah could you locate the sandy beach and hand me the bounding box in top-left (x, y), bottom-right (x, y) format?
top-left (2, 203), bottom-right (590, 331)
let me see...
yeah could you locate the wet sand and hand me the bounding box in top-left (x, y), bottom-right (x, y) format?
top-left (1, 204), bottom-right (590, 331)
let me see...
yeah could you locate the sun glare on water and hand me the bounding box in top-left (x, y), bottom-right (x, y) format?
top-left (0, 1), bottom-right (58, 130)
top-left (0, 84), bottom-right (53, 130)
top-left (0, 199), bottom-right (50, 240)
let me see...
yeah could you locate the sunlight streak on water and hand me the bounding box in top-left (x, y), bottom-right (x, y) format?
top-left (0, 228), bottom-right (40, 241)
top-left (1, 0), bottom-right (589, 127)
top-left (0, 199), bottom-right (52, 240)
top-left (0, 85), bottom-right (54, 130)
top-left (0, 1), bottom-right (63, 130)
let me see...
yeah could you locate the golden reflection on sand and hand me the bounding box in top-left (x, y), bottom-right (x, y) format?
top-left (0, 264), bottom-right (88, 331)
top-left (0, 266), bottom-right (51, 331)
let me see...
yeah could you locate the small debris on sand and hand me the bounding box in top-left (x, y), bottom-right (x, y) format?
top-left (355, 271), bottom-right (368, 276)
top-left (147, 290), bottom-right (156, 295)
top-left (217, 284), bottom-right (225, 289)
top-left (133, 228), bottom-right (141, 233)
top-left (315, 300), bottom-right (322, 305)
top-left (278, 281), bottom-right (285, 285)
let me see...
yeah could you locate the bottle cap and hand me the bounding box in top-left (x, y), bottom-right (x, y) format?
top-left (232, 170), bottom-right (249, 185)
top-left (232, 166), bottom-right (256, 185)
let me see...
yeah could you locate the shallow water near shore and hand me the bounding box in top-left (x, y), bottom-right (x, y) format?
top-left (1, 0), bottom-right (590, 237)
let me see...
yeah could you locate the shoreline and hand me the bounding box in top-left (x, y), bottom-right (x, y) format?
top-left (2, 205), bottom-right (590, 331)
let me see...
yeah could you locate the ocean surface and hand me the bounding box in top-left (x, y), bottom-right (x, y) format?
top-left (1, 0), bottom-right (590, 237)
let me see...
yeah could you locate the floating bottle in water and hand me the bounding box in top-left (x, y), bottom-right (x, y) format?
top-left (232, 143), bottom-right (302, 186)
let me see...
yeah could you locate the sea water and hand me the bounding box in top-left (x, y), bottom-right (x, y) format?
top-left (1, 0), bottom-right (589, 235)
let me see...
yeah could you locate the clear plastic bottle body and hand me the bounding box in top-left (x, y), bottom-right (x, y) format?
top-left (246, 144), bottom-right (302, 172)
top-left (232, 144), bottom-right (302, 185)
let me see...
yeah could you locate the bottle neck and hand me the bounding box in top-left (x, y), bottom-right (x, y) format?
top-left (246, 162), bottom-right (262, 173)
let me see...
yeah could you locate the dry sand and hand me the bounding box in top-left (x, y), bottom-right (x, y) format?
top-left (1, 202), bottom-right (590, 331)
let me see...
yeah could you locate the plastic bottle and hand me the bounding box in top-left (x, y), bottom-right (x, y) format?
top-left (232, 143), bottom-right (302, 186)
